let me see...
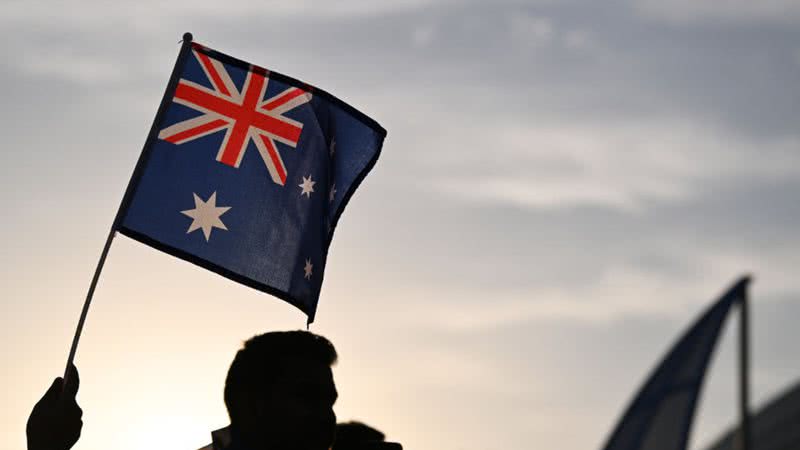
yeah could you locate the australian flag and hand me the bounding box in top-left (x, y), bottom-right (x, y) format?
top-left (115, 35), bottom-right (386, 323)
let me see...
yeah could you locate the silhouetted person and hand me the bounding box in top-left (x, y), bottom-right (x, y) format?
top-left (26, 364), bottom-right (82, 450)
top-left (333, 421), bottom-right (402, 450)
top-left (27, 331), bottom-right (338, 450)
top-left (205, 331), bottom-right (338, 450)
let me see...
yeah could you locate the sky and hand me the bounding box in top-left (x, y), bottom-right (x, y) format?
top-left (2, 1), bottom-right (800, 449)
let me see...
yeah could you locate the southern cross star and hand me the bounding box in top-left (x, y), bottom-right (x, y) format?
top-left (303, 258), bottom-right (313, 280)
top-left (299, 175), bottom-right (316, 198)
top-left (181, 191), bottom-right (231, 242)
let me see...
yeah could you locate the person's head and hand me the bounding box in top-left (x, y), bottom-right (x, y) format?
top-left (224, 331), bottom-right (338, 450)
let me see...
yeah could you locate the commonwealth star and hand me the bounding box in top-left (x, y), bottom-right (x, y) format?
top-left (181, 191), bottom-right (231, 242)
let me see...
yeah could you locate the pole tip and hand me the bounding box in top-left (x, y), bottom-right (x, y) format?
top-left (182, 32), bottom-right (193, 43)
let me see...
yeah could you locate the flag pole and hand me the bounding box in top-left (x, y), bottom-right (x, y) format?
top-left (63, 228), bottom-right (116, 380)
top-left (738, 284), bottom-right (752, 450)
top-left (63, 32), bottom-right (195, 382)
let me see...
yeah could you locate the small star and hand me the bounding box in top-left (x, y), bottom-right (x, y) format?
top-left (303, 258), bottom-right (313, 280)
top-left (329, 138), bottom-right (336, 156)
top-left (298, 175), bottom-right (316, 198)
top-left (181, 191), bottom-right (231, 242)
top-left (329, 183), bottom-right (337, 203)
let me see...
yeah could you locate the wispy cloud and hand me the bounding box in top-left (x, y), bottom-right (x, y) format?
top-left (0, 0), bottom-right (447, 25)
top-left (633, 0), bottom-right (800, 24)
top-left (423, 117), bottom-right (800, 212)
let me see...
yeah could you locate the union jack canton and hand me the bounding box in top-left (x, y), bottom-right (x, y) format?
top-left (116, 37), bottom-right (386, 323)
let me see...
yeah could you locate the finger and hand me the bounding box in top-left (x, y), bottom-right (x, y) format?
top-left (39, 377), bottom-right (64, 405)
top-left (63, 364), bottom-right (80, 398)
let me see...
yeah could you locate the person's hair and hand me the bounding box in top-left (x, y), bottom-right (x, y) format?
top-left (334, 422), bottom-right (385, 450)
top-left (224, 330), bottom-right (338, 424)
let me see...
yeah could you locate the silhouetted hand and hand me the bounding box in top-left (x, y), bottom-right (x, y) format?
top-left (26, 365), bottom-right (83, 450)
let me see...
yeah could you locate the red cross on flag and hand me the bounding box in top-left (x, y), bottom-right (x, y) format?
top-left (158, 48), bottom-right (312, 185)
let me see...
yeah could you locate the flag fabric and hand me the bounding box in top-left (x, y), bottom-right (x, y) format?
top-left (600, 277), bottom-right (750, 450)
top-left (116, 38), bottom-right (386, 323)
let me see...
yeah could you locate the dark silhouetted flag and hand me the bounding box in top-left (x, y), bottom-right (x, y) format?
top-left (116, 41), bottom-right (386, 323)
top-left (601, 277), bottom-right (750, 450)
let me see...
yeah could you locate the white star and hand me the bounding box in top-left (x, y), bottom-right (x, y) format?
top-left (329, 138), bottom-right (336, 156)
top-left (329, 183), bottom-right (337, 203)
top-left (303, 258), bottom-right (313, 280)
top-left (298, 175), bottom-right (316, 198)
top-left (181, 191), bottom-right (231, 242)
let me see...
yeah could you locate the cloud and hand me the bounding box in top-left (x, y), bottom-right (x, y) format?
top-left (381, 263), bottom-right (751, 331)
top-left (562, 29), bottom-right (594, 50)
top-left (423, 117), bottom-right (800, 212)
top-left (508, 13), bottom-right (555, 47)
top-left (0, 0), bottom-right (446, 25)
top-left (412, 23), bottom-right (437, 48)
top-left (633, 0), bottom-right (800, 24)
top-left (19, 48), bottom-right (127, 84)
top-left (323, 148), bottom-right (800, 333)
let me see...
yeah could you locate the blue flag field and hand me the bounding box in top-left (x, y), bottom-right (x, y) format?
top-left (115, 36), bottom-right (386, 323)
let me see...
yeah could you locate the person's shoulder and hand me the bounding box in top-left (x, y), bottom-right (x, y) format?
top-left (197, 425), bottom-right (232, 450)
